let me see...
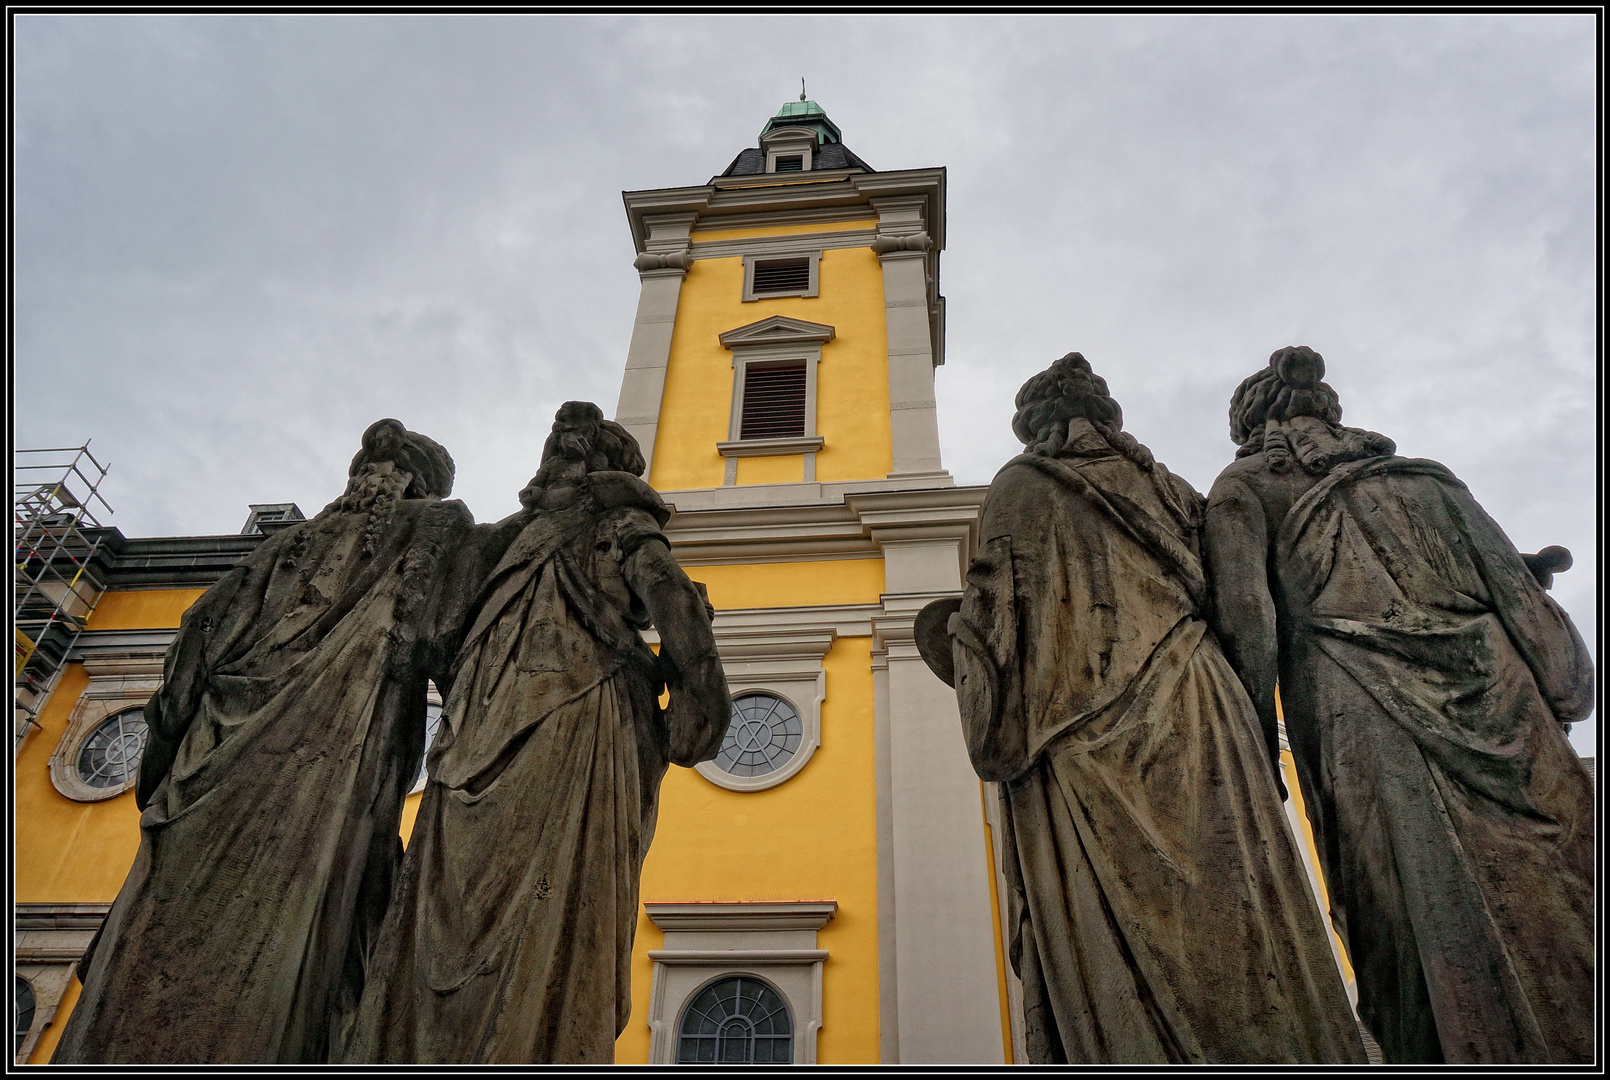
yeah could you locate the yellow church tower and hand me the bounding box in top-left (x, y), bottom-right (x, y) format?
top-left (610, 96), bottom-right (1015, 1064)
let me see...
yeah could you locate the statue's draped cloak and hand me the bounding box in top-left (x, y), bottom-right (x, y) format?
top-left (955, 452), bottom-right (1364, 1064)
top-left (1217, 455), bottom-right (1594, 1063)
top-left (54, 479), bottom-right (499, 1064)
top-left (344, 473), bottom-right (711, 1064)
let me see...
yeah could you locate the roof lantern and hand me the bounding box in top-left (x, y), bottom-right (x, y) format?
top-left (759, 83), bottom-right (842, 146)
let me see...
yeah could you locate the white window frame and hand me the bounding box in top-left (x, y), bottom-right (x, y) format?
top-left (760, 126), bottom-right (818, 174)
top-left (695, 621), bottom-right (831, 793)
top-left (716, 316), bottom-right (835, 486)
top-left (644, 901), bottom-right (836, 1065)
top-left (742, 250), bottom-right (821, 302)
top-left (48, 654), bottom-right (165, 803)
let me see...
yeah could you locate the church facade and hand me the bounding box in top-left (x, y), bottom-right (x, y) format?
top-left (13, 99), bottom-right (1357, 1065)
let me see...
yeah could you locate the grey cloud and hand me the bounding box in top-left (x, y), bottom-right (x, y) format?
top-left (13, 14), bottom-right (1595, 750)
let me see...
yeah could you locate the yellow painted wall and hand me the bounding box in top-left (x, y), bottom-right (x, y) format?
top-left (685, 558), bottom-right (884, 611)
top-left (615, 635), bottom-right (883, 1064)
top-left (84, 588), bottom-right (205, 630)
top-left (14, 664), bottom-right (140, 903)
top-left (649, 241), bottom-right (891, 492)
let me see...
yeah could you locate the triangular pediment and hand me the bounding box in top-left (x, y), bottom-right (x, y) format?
top-left (719, 315), bottom-right (836, 350)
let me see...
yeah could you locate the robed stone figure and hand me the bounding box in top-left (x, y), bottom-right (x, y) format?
top-left (919, 354), bottom-right (1365, 1064)
top-left (344, 403), bottom-right (730, 1064)
top-left (1203, 346), bottom-right (1594, 1063)
top-left (55, 420), bottom-right (512, 1064)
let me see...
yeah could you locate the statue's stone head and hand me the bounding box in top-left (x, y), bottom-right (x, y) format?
top-left (349, 418), bottom-right (455, 500)
top-left (1227, 346), bottom-right (1344, 447)
top-left (520, 401), bottom-right (648, 509)
top-left (1011, 352), bottom-right (1154, 469)
top-left (1227, 347), bottom-right (1394, 472)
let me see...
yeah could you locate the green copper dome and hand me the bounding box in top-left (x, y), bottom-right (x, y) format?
top-left (760, 98), bottom-right (842, 145)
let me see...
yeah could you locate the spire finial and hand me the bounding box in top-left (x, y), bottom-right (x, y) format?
top-left (800, 78), bottom-right (807, 102)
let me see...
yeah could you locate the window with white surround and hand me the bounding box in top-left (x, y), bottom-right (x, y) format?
top-left (760, 126), bottom-right (817, 173)
top-left (676, 975), bottom-right (794, 1064)
top-left (644, 901), bottom-right (835, 1065)
top-left (717, 316), bottom-right (834, 486)
top-left (742, 253), bottom-right (819, 301)
top-left (50, 653), bottom-right (166, 803)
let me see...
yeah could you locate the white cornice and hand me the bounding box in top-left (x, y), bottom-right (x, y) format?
top-left (623, 167), bottom-right (946, 257)
top-left (719, 315), bottom-right (836, 349)
top-left (645, 901), bottom-right (838, 932)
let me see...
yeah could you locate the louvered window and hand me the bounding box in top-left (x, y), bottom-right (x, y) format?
top-left (750, 257), bottom-right (812, 296)
top-left (740, 363), bottom-right (808, 439)
top-left (772, 154), bottom-right (804, 173)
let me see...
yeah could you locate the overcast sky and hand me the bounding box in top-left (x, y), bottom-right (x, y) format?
top-left (13, 14), bottom-right (1598, 750)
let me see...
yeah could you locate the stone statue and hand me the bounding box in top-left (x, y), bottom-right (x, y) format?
top-left (915, 354), bottom-right (1366, 1065)
top-left (342, 402), bottom-right (731, 1064)
top-left (1202, 346), bottom-right (1595, 1064)
top-left (55, 420), bottom-right (515, 1064)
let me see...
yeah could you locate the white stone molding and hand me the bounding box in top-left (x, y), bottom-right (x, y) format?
top-left (615, 211), bottom-right (698, 476)
top-left (981, 781), bottom-right (1029, 1062)
top-left (15, 903), bottom-right (110, 1064)
top-left (741, 250), bottom-right (821, 301)
top-left (48, 653), bottom-right (165, 803)
top-left (872, 196), bottom-right (947, 478)
top-left (406, 682), bottom-right (445, 797)
top-left (660, 483), bottom-right (984, 568)
top-left (644, 901), bottom-right (836, 1065)
top-left (719, 316), bottom-right (834, 486)
top-left (760, 125), bottom-right (820, 174)
top-left (693, 621), bottom-right (834, 793)
top-left (691, 229), bottom-right (875, 262)
top-left (867, 501), bottom-right (1004, 1063)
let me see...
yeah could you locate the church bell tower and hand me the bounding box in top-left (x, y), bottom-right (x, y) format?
top-left (610, 98), bottom-right (1017, 1065)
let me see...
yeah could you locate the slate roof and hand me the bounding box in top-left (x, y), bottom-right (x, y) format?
top-left (719, 141), bottom-right (874, 177)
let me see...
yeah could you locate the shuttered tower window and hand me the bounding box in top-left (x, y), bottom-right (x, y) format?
top-left (749, 257), bottom-right (811, 296)
top-left (739, 363), bottom-right (807, 439)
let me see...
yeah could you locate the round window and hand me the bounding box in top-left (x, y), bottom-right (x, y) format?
top-left (677, 975), bottom-right (792, 1064)
top-left (711, 693), bottom-right (803, 779)
top-left (15, 975), bottom-right (35, 1057)
top-left (76, 708), bottom-right (149, 790)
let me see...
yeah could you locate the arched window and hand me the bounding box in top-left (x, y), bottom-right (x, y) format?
top-left (677, 975), bottom-right (792, 1064)
top-left (15, 976), bottom-right (35, 1058)
top-left (75, 708), bottom-right (148, 789)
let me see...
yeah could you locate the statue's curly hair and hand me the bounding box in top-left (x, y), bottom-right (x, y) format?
top-left (1228, 346), bottom-right (1393, 473)
top-left (523, 402), bottom-right (648, 503)
top-left (1011, 352), bottom-right (1154, 469)
top-left (346, 418), bottom-right (456, 500)
top-left (1228, 346), bottom-right (1343, 446)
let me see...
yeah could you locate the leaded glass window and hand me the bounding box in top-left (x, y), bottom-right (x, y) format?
top-left (15, 976), bottom-right (35, 1057)
top-left (677, 975), bottom-right (792, 1064)
top-left (712, 694), bottom-right (803, 779)
top-left (76, 709), bottom-right (148, 789)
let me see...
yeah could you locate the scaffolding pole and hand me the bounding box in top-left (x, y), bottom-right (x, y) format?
top-left (14, 443), bottom-right (113, 747)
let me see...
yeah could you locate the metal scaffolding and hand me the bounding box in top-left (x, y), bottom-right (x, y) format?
top-left (14, 443), bottom-right (113, 745)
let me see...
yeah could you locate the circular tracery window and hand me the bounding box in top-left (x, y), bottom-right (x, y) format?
top-left (712, 693), bottom-right (802, 779)
top-left (76, 709), bottom-right (149, 790)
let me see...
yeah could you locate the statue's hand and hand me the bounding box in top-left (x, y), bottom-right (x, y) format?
top-left (1521, 546), bottom-right (1572, 591)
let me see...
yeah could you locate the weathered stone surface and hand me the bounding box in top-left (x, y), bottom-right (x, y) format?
top-left (1203, 346), bottom-right (1595, 1064)
top-left (342, 402), bottom-right (730, 1064)
top-left (919, 353), bottom-right (1365, 1064)
top-left (54, 420), bottom-right (513, 1064)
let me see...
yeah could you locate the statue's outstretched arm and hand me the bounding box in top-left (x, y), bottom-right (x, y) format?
top-left (623, 540), bottom-right (731, 767)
